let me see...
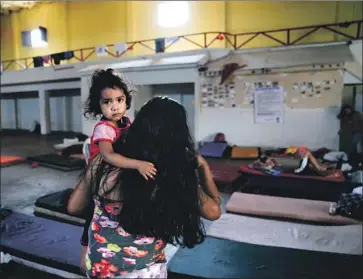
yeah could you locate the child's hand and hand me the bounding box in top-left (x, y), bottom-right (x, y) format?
top-left (138, 161), bottom-right (157, 180)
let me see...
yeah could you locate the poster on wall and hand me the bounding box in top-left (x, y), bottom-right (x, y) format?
top-left (254, 86), bottom-right (284, 124)
top-left (200, 73), bottom-right (241, 108)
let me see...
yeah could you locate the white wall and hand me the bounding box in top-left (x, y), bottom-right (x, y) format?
top-left (199, 106), bottom-right (340, 150)
top-left (1, 99), bottom-right (16, 129)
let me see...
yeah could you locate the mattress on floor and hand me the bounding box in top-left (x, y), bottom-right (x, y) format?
top-left (0, 155), bottom-right (25, 167)
top-left (226, 192), bottom-right (361, 225)
top-left (34, 189), bottom-right (86, 225)
top-left (34, 206), bottom-right (85, 226)
top-left (168, 236), bottom-right (362, 279)
top-left (55, 151), bottom-right (85, 160)
top-left (230, 146), bottom-right (260, 159)
top-left (241, 164), bottom-right (345, 182)
top-left (208, 162), bottom-right (242, 183)
top-left (0, 211), bottom-right (83, 276)
top-left (240, 164), bottom-right (350, 201)
top-left (27, 153), bottom-right (85, 171)
top-left (206, 213), bottom-right (362, 255)
top-left (35, 189), bottom-right (73, 213)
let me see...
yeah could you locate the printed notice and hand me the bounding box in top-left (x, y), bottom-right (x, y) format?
top-left (254, 86), bottom-right (284, 124)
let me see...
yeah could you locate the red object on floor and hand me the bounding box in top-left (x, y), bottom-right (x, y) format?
top-left (31, 162), bottom-right (39, 168)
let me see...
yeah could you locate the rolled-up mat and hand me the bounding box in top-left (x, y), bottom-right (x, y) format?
top-left (168, 236), bottom-right (363, 279)
top-left (27, 153), bottom-right (85, 171)
top-left (0, 211), bottom-right (83, 275)
top-left (199, 142), bottom-right (230, 158)
top-left (230, 146), bottom-right (260, 159)
top-left (226, 192), bottom-right (361, 225)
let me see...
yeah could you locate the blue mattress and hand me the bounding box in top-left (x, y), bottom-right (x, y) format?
top-left (0, 210), bottom-right (83, 275)
top-left (168, 236), bottom-right (363, 279)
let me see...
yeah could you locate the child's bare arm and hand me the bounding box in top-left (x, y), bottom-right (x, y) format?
top-left (99, 141), bottom-right (157, 180)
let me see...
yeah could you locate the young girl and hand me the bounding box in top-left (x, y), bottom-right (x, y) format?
top-left (80, 68), bottom-right (157, 272)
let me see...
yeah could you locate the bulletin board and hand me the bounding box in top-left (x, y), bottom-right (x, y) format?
top-left (200, 72), bottom-right (243, 109)
top-left (283, 70), bottom-right (343, 108)
top-left (200, 69), bottom-right (343, 109)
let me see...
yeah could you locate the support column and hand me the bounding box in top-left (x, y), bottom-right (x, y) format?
top-left (39, 89), bottom-right (51, 135)
top-left (14, 98), bottom-right (19, 129)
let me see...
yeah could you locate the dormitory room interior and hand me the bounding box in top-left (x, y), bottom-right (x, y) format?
top-left (0, 1), bottom-right (363, 278)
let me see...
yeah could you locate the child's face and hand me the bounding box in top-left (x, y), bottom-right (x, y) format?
top-left (100, 87), bottom-right (127, 122)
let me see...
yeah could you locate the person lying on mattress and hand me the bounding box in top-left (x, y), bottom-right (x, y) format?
top-left (250, 155), bottom-right (283, 175)
top-left (67, 97), bottom-right (221, 279)
top-left (292, 146), bottom-right (329, 176)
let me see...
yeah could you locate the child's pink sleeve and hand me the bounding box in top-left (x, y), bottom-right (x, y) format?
top-left (92, 123), bottom-right (116, 144)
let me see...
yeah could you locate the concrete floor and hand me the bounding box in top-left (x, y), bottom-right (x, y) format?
top-left (1, 131), bottom-right (82, 215)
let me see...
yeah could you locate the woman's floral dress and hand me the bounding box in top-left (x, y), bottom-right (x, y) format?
top-left (85, 196), bottom-right (167, 278)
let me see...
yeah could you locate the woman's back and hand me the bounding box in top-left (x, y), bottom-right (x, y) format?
top-left (68, 97), bottom-right (221, 278)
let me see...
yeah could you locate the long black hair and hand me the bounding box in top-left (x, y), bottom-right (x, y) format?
top-left (83, 68), bottom-right (133, 119)
top-left (86, 97), bottom-right (208, 248)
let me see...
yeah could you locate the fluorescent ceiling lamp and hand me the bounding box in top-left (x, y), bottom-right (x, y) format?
top-left (156, 54), bottom-right (206, 65)
top-left (110, 59), bottom-right (153, 69)
top-left (157, 1), bottom-right (188, 28)
top-left (30, 27), bottom-right (47, 47)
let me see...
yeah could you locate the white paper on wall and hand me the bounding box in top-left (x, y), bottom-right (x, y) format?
top-left (254, 86), bottom-right (284, 124)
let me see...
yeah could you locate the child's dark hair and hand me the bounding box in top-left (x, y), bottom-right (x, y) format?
top-left (83, 68), bottom-right (133, 119)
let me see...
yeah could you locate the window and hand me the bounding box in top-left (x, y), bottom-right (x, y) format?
top-left (30, 28), bottom-right (48, 47)
top-left (157, 1), bottom-right (189, 28)
top-left (21, 26), bottom-right (48, 48)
